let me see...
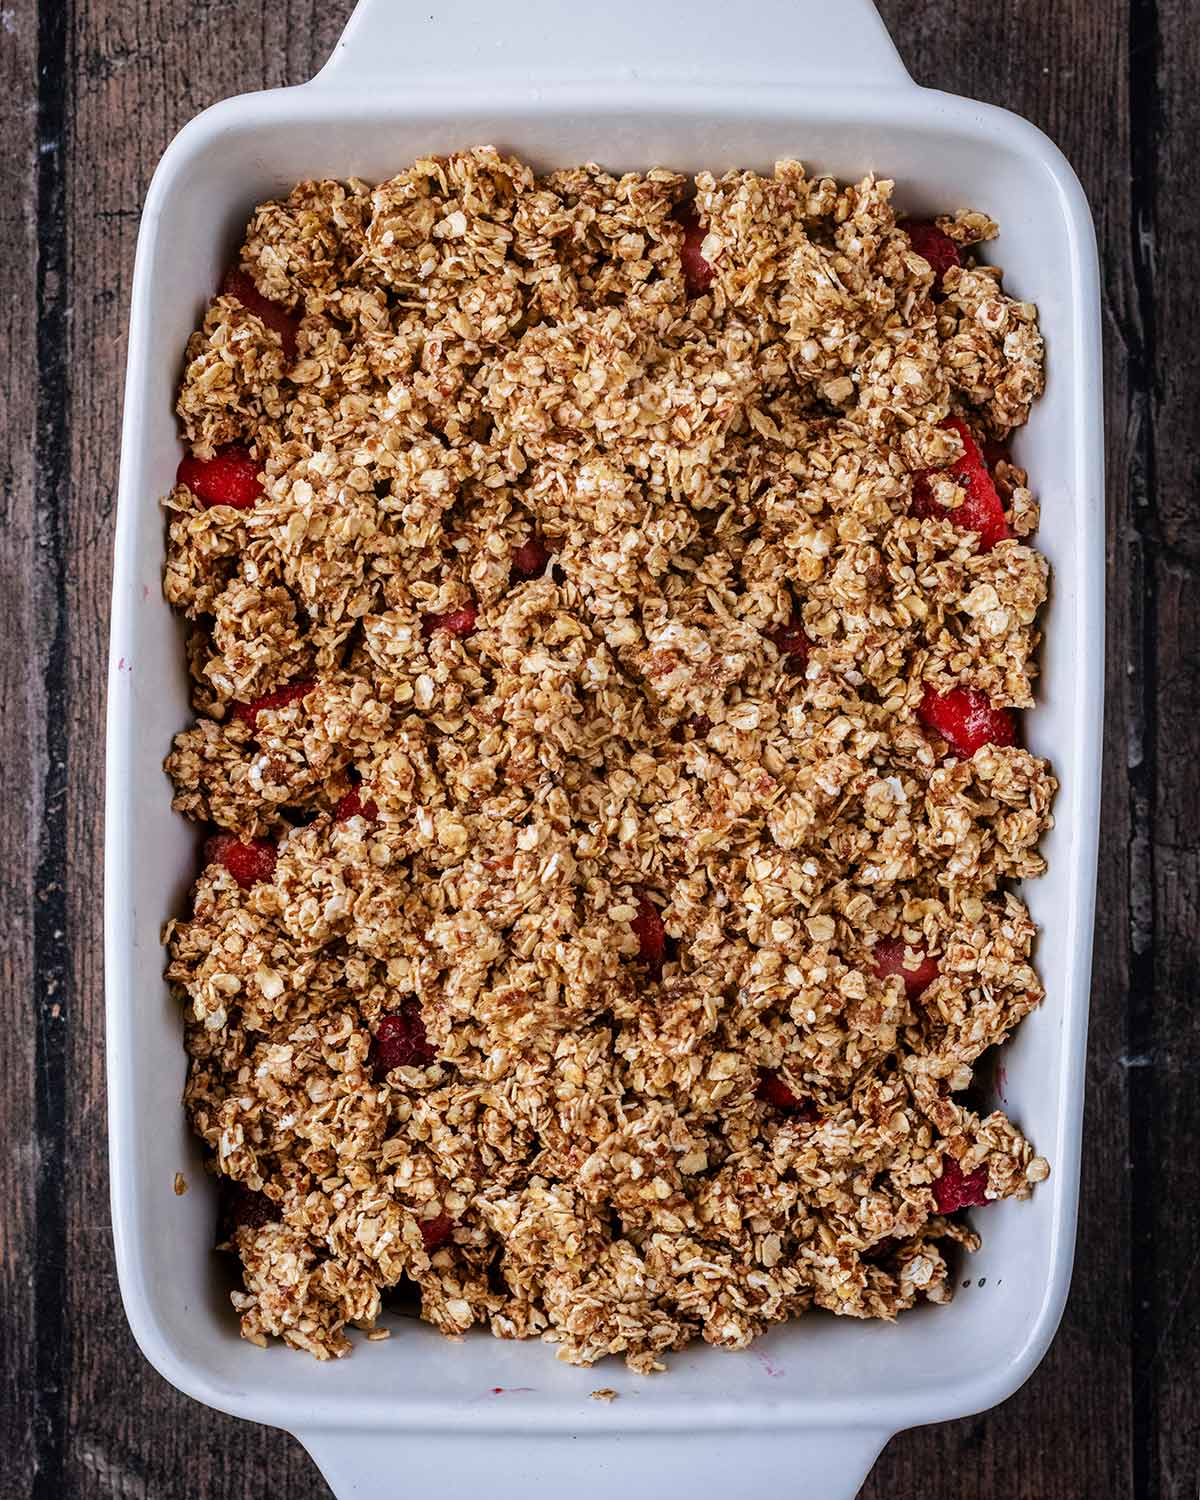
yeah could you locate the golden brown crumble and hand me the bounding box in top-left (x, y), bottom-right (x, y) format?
top-left (163, 149), bottom-right (1054, 1371)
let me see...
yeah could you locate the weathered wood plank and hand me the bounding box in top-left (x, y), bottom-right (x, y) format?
top-left (866, 1), bottom-right (1137, 1493)
top-left (1133, 1), bottom-right (1200, 1492)
top-left (1, 3), bottom-right (47, 1496)
top-left (60, 3), bottom-right (341, 1497)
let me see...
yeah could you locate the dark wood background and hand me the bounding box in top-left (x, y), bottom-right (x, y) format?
top-left (2, 1), bottom-right (1196, 1496)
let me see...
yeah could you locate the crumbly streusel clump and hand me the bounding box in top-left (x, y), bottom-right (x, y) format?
top-left (163, 149), bottom-right (1054, 1370)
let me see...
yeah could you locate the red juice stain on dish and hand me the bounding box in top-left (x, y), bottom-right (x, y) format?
top-left (872, 938), bottom-right (940, 998)
top-left (221, 267), bottom-right (301, 358)
top-left (177, 446), bottom-right (264, 510)
top-left (933, 1155), bottom-right (990, 1213)
top-left (204, 833), bottom-right (277, 888)
top-left (918, 685), bottom-right (1016, 758)
top-left (911, 417), bottom-right (1011, 551)
top-left (231, 678), bottom-right (315, 730)
top-left (674, 205), bottom-right (715, 297)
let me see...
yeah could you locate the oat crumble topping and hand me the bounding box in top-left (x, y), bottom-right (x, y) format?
top-left (162, 149), bottom-right (1055, 1371)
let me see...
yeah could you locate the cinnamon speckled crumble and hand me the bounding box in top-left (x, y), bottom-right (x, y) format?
top-left (162, 149), bottom-right (1054, 1371)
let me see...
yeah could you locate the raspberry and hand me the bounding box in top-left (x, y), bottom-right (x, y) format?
top-left (374, 1001), bottom-right (435, 1076)
top-left (176, 446), bottom-right (263, 510)
top-left (631, 892), bottom-right (666, 975)
top-left (873, 937), bottom-right (940, 998)
top-left (419, 1214), bottom-right (454, 1250)
top-left (918, 684), bottom-right (1016, 758)
top-left (512, 537), bottom-right (550, 578)
top-left (221, 267), bottom-right (300, 359)
top-left (675, 206), bottom-right (714, 297)
top-left (933, 1155), bottom-right (990, 1213)
top-left (767, 617), bottom-right (811, 662)
top-left (756, 1069), bottom-right (819, 1119)
top-left (226, 1184), bottom-right (279, 1234)
top-left (204, 833), bottom-right (277, 889)
top-left (335, 786), bottom-right (379, 822)
top-left (231, 678), bottom-right (315, 730)
top-left (900, 220), bottom-right (961, 290)
top-left (423, 605), bottom-right (478, 638)
top-left (911, 417), bottom-right (1010, 551)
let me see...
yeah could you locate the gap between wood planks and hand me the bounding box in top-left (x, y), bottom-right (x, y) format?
top-left (33, 0), bottom-right (72, 1496)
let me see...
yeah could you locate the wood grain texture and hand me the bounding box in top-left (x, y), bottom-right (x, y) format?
top-left (1, 5), bottom-right (44, 1498)
top-left (3, 0), bottom-right (1194, 1497)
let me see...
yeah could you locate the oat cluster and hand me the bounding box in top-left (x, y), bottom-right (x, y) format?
top-left (163, 149), bottom-right (1054, 1369)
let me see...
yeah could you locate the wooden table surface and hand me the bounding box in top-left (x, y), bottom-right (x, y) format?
top-left (3, 2), bottom-right (1196, 1496)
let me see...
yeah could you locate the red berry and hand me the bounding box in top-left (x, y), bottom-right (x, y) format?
top-left (423, 605), bottom-right (478, 638)
top-left (204, 833), bottom-right (278, 889)
top-left (231, 678), bottom-right (315, 730)
top-left (756, 1070), bottom-right (819, 1119)
top-left (933, 1155), bottom-right (990, 1213)
top-left (335, 786), bottom-right (379, 822)
top-left (686, 713), bottom-right (712, 735)
top-left (222, 267), bottom-right (300, 359)
top-left (512, 537), bottom-right (550, 578)
top-left (374, 1002), bottom-right (435, 1076)
top-left (900, 220), bottom-right (962, 290)
top-left (911, 417), bottom-right (1011, 551)
top-left (227, 1184), bottom-right (279, 1234)
top-left (981, 438), bottom-right (1011, 474)
top-left (873, 937), bottom-right (940, 998)
top-left (419, 1214), bottom-right (454, 1251)
top-left (918, 684), bottom-right (1016, 758)
top-left (177, 446), bottom-right (263, 510)
top-left (675, 206), bottom-right (715, 297)
top-left (767, 617), bottom-right (811, 662)
top-left (631, 892), bottom-right (666, 975)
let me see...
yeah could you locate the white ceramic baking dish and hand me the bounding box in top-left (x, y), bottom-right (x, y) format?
top-left (105, 1), bottom-right (1104, 1494)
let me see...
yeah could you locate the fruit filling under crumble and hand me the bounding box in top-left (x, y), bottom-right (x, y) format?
top-left (163, 150), bottom-right (1054, 1369)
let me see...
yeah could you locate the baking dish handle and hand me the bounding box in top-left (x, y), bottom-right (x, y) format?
top-left (313, 0), bottom-right (911, 91)
top-left (298, 1424), bottom-right (892, 1500)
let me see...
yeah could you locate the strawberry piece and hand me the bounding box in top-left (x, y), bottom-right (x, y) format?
top-left (176, 446), bottom-right (263, 510)
top-left (226, 1184), bottom-right (280, 1234)
top-left (873, 937), bottom-right (940, 998)
top-left (231, 678), bottom-right (315, 730)
top-left (204, 833), bottom-right (278, 889)
top-left (419, 1214), bottom-right (454, 1251)
top-left (918, 684), bottom-right (1016, 758)
top-left (911, 416), bottom-right (1011, 551)
top-left (631, 892), bottom-right (666, 974)
top-left (756, 1070), bottom-right (819, 1119)
top-left (675, 206), bottom-right (715, 297)
top-left (423, 605), bottom-right (478, 638)
top-left (335, 786), bottom-right (379, 822)
top-left (933, 1155), bottom-right (990, 1213)
top-left (767, 617), bottom-right (811, 662)
top-left (900, 220), bottom-right (961, 290)
top-left (374, 1001), bottom-right (435, 1076)
top-left (512, 537), bottom-right (550, 578)
top-left (221, 267), bottom-right (300, 359)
